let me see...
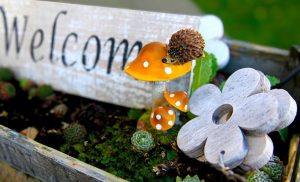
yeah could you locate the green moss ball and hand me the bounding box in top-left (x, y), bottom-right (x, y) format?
top-left (63, 123), bottom-right (87, 145)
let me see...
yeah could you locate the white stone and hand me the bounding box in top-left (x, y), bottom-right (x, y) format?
top-left (205, 40), bottom-right (230, 69)
top-left (199, 15), bottom-right (224, 40)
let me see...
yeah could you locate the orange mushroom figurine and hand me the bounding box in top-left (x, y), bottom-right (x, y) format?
top-left (124, 29), bottom-right (205, 131)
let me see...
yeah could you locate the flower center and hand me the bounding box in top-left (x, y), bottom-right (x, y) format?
top-left (212, 104), bottom-right (233, 125)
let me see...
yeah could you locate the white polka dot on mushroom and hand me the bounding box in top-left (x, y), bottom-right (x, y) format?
top-left (156, 114), bottom-right (162, 120)
top-left (168, 120), bottom-right (173, 126)
top-left (175, 101), bottom-right (181, 106)
top-left (156, 124), bottom-right (162, 130)
top-left (169, 93), bottom-right (175, 98)
top-left (164, 67), bottom-right (172, 74)
top-left (184, 105), bottom-right (188, 110)
top-left (168, 110), bottom-right (174, 115)
top-left (143, 61), bottom-right (149, 68)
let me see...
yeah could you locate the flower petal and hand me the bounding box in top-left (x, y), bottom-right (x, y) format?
top-left (257, 71), bottom-right (271, 92)
top-left (234, 93), bottom-right (280, 135)
top-left (189, 84), bottom-right (222, 116)
top-left (268, 89), bottom-right (297, 130)
top-left (177, 115), bottom-right (216, 158)
top-left (204, 126), bottom-right (248, 169)
top-left (222, 68), bottom-right (266, 102)
top-left (241, 134), bottom-right (273, 170)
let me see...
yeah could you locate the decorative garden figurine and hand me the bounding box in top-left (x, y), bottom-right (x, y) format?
top-left (177, 68), bottom-right (297, 169)
top-left (125, 29), bottom-right (205, 131)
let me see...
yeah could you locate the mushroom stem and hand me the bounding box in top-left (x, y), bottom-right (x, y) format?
top-left (151, 81), bottom-right (168, 110)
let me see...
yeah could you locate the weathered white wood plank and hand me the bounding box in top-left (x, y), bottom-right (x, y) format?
top-left (0, 125), bottom-right (126, 182)
top-left (0, 0), bottom-right (204, 109)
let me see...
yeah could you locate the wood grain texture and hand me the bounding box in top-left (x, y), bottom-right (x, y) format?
top-left (223, 39), bottom-right (290, 78)
top-left (0, 0), bottom-right (201, 109)
top-left (0, 125), bottom-right (126, 182)
top-left (241, 135), bottom-right (273, 170)
top-left (269, 89), bottom-right (298, 130)
top-left (177, 68), bottom-right (297, 170)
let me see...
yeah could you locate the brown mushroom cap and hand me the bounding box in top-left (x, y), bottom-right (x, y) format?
top-left (124, 42), bottom-right (192, 81)
top-left (164, 91), bottom-right (189, 112)
top-left (150, 105), bottom-right (176, 131)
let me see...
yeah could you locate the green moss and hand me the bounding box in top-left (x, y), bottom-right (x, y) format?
top-left (248, 171), bottom-right (273, 182)
top-left (59, 120), bottom-right (181, 181)
top-left (63, 123), bottom-right (87, 145)
top-left (176, 175), bottom-right (203, 182)
top-left (260, 156), bottom-right (283, 182)
top-left (0, 68), bottom-right (13, 81)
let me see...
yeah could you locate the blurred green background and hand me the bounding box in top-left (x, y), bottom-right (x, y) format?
top-left (47, 0), bottom-right (300, 49)
top-left (193, 0), bottom-right (300, 49)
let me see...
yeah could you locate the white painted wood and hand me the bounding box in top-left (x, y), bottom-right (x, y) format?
top-left (269, 89), bottom-right (298, 130)
top-left (222, 68), bottom-right (263, 103)
top-left (204, 126), bottom-right (248, 169)
top-left (177, 68), bottom-right (297, 170)
top-left (234, 93), bottom-right (280, 135)
top-left (0, 0), bottom-right (216, 109)
top-left (241, 135), bottom-right (273, 170)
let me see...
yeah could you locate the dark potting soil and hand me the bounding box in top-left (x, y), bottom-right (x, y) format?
top-left (0, 77), bottom-right (289, 182)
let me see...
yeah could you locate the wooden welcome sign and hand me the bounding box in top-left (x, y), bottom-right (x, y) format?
top-left (0, 0), bottom-right (208, 108)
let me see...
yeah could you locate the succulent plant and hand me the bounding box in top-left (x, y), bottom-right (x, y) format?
top-left (29, 85), bottom-right (54, 99)
top-left (248, 171), bottom-right (273, 182)
top-left (37, 85), bottom-right (54, 99)
top-left (167, 29), bottom-right (205, 65)
top-left (176, 175), bottom-right (202, 182)
top-left (19, 79), bottom-right (35, 91)
top-left (0, 82), bottom-right (16, 100)
top-left (63, 123), bottom-right (87, 145)
top-left (260, 157), bottom-right (283, 182)
top-left (131, 130), bottom-right (155, 152)
top-left (0, 68), bottom-right (13, 81)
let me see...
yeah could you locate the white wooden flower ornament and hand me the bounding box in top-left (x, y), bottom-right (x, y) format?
top-left (177, 68), bottom-right (297, 170)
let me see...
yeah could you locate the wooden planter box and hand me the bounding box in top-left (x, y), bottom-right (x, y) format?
top-left (1, 40), bottom-right (299, 181)
top-left (0, 0), bottom-right (299, 181)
